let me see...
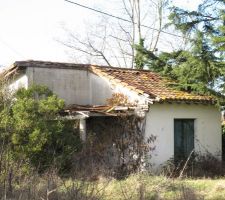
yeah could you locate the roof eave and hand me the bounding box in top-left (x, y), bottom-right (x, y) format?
top-left (153, 98), bottom-right (216, 105)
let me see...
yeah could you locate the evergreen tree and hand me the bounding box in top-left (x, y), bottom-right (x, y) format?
top-left (134, 0), bottom-right (225, 105)
top-left (134, 38), bottom-right (161, 70)
top-left (167, 0), bottom-right (225, 103)
top-left (169, 0), bottom-right (225, 54)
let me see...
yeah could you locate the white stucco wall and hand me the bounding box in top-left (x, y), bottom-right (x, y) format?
top-left (27, 67), bottom-right (92, 105)
top-left (26, 67), bottom-right (147, 106)
top-left (89, 72), bottom-right (112, 105)
top-left (145, 103), bottom-right (221, 168)
top-left (8, 74), bottom-right (28, 92)
top-left (26, 67), bottom-right (114, 105)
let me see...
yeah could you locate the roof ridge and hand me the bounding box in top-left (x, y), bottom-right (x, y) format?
top-left (90, 64), bottom-right (156, 72)
top-left (14, 60), bottom-right (91, 67)
top-left (14, 60), bottom-right (156, 73)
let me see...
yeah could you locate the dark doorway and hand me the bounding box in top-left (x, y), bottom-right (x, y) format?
top-left (174, 119), bottom-right (195, 163)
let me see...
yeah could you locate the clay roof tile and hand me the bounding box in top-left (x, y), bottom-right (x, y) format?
top-left (90, 66), bottom-right (214, 104)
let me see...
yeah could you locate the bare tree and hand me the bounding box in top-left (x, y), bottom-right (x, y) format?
top-left (59, 0), bottom-right (169, 68)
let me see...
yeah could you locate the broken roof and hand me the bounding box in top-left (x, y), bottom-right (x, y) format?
top-left (61, 104), bottom-right (142, 119)
top-left (4, 60), bottom-right (215, 104)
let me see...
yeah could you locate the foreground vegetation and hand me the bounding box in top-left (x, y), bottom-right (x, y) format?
top-left (2, 172), bottom-right (225, 200)
top-left (0, 82), bottom-right (223, 200)
top-left (0, 84), bottom-right (224, 199)
top-left (104, 175), bottom-right (225, 200)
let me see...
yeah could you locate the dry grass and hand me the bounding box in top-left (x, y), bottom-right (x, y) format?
top-left (1, 171), bottom-right (225, 199)
top-left (101, 174), bottom-right (225, 200)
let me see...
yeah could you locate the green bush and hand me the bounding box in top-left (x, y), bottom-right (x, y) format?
top-left (0, 85), bottom-right (82, 173)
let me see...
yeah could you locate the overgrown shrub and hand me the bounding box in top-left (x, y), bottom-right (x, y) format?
top-left (192, 153), bottom-right (224, 177)
top-left (161, 153), bottom-right (224, 178)
top-left (0, 85), bottom-right (82, 173)
top-left (72, 115), bottom-right (156, 180)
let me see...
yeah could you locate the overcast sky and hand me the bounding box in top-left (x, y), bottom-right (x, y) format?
top-left (0, 0), bottom-right (202, 67)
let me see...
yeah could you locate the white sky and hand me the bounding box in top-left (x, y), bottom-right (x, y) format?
top-left (0, 0), bottom-right (202, 67)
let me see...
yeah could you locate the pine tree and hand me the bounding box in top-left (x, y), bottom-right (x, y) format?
top-left (169, 0), bottom-right (225, 54)
top-left (167, 0), bottom-right (225, 103)
top-left (133, 0), bottom-right (225, 105)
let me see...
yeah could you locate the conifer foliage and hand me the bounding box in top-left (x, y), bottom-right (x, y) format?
top-left (134, 0), bottom-right (225, 105)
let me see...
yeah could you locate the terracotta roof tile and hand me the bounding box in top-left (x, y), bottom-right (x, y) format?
top-left (90, 66), bottom-right (214, 104)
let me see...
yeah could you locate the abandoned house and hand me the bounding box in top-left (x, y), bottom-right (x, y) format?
top-left (3, 60), bottom-right (222, 169)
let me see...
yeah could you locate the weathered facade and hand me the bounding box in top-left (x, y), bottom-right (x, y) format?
top-left (146, 103), bottom-right (221, 168)
top-left (4, 60), bottom-right (222, 169)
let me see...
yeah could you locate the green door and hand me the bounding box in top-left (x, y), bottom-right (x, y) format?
top-left (174, 119), bottom-right (194, 162)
